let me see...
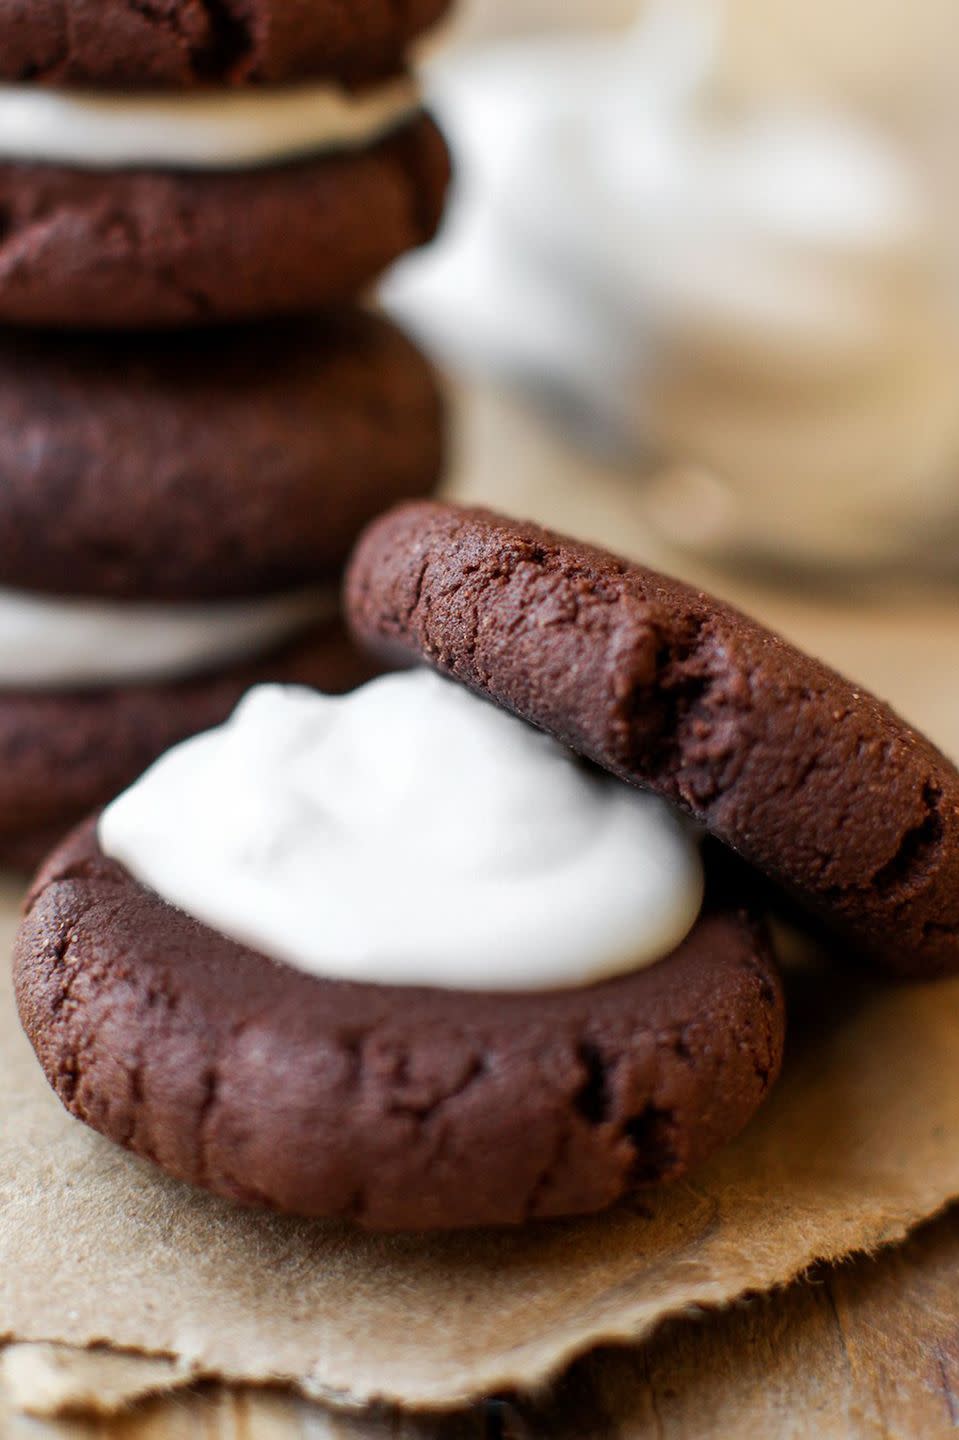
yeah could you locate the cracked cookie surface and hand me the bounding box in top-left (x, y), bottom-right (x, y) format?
top-left (0, 619), bottom-right (378, 873)
top-left (0, 311), bottom-right (444, 599)
top-left (346, 501), bottom-right (959, 978)
top-left (0, 0), bottom-right (451, 89)
top-left (15, 820), bottom-right (784, 1229)
top-left (0, 112), bottom-right (448, 328)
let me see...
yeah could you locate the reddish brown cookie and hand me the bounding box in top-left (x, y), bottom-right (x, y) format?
top-left (0, 312), bottom-right (444, 599)
top-left (0, 0), bottom-right (450, 89)
top-left (346, 501), bottom-right (959, 979)
top-left (16, 821), bottom-right (783, 1230)
top-left (0, 618), bottom-right (378, 872)
top-left (0, 112), bottom-right (449, 328)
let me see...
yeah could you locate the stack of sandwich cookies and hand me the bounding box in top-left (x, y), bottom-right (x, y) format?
top-left (0, 3), bottom-right (451, 326)
top-left (0, 5), bottom-right (452, 864)
top-left (0, 312), bottom-right (444, 869)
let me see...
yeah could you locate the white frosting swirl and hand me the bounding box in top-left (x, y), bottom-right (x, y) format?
top-left (0, 76), bottom-right (419, 170)
top-left (99, 672), bottom-right (705, 991)
top-left (0, 586), bottom-right (334, 688)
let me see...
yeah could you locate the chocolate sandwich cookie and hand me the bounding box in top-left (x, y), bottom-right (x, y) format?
top-left (0, 618), bottom-right (378, 872)
top-left (14, 648), bottom-right (784, 1228)
top-left (0, 112), bottom-right (449, 328)
top-left (17, 819), bottom-right (783, 1228)
top-left (0, 312), bottom-right (444, 599)
top-left (0, 0), bottom-right (451, 90)
top-left (347, 501), bottom-right (959, 979)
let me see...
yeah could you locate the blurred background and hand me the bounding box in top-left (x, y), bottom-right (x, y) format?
top-left (385, 0), bottom-right (959, 579)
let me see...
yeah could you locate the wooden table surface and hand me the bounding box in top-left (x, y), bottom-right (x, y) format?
top-left (12, 385), bottom-right (959, 1440)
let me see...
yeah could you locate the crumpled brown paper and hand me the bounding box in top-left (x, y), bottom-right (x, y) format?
top-left (3, 894), bottom-right (959, 1416)
top-left (5, 385), bottom-right (959, 1419)
top-left (0, 1343), bottom-right (194, 1418)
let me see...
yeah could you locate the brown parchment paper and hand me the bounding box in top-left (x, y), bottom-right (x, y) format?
top-left (5, 383), bottom-right (959, 1418)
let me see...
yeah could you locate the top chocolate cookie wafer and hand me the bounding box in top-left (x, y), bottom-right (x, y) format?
top-left (346, 501), bottom-right (959, 979)
top-left (0, 0), bottom-right (451, 89)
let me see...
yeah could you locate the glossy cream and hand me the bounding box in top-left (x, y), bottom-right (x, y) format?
top-left (99, 671), bottom-right (705, 991)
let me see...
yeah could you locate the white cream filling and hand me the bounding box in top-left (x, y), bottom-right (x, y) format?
top-left (0, 585), bottom-right (335, 688)
top-left (99, 671), bottom-right (705, 992)
top-left (0, 75), bottom-right (420, 169)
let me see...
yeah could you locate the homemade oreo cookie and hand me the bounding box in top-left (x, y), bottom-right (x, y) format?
top-left (348, 501), bottom-right (959, 979)
top-left (16, 660), bottom-right (784, 1228)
